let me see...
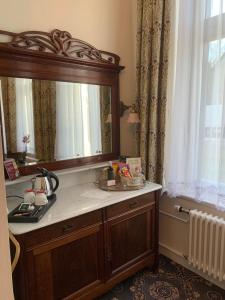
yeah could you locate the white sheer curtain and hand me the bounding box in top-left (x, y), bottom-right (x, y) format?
top-left (55, 82), bottom-right (83, 160)
top-left (55, 82), bottom-right (102, 160)
top-left (80, 84), bottom-right (102, 156)
top-left (15, 78), bottom-right (35, 154)
top-left (165, 0), bottom-right (225, 210)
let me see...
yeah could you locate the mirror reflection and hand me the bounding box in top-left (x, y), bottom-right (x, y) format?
top-left (0, 77), bottom-right (112, 165)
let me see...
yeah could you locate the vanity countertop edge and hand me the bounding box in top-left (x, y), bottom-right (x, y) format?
top-left (7, 181), bottom-right (161, 235)
top-left (5, 161), bottom-right (111, 186)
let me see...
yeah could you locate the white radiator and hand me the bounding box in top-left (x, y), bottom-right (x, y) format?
top-left (189, 209), bottom-right (225, 281)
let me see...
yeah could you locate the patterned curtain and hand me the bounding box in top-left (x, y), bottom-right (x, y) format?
top-left (32, 80), bottom-right (56, 162)
top-left (100, 86), bottom-right (112, 154)
top-left (0, 77), bottom-right (17, 153)
top-left (136, 0), bottom-right (170, 183)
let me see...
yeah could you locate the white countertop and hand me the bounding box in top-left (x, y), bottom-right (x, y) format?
top-left (8, 181), bottom-right (161, 235)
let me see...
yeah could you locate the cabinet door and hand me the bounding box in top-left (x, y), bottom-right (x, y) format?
top-left (106, 203), bottom-right (155, 277)
top-left (26, 224), bottom-right (104, 300)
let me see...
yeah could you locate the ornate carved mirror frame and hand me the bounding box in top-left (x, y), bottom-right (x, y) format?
top-left (0, 29), bottom-right (124, 175)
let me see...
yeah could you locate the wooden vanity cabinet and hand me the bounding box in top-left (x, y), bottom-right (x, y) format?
top-left (105, 193), bottom-right (156, 278)
top-left (13, 210), bottom-right (105, 300)
top-left (12, 191), bottom-right (159, 300)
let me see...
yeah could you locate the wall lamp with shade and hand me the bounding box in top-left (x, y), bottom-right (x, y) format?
top-left (120, 101), bottom-right (140, 123)
top-left (105, 101), bottom-right (140, 124)
top-left (120, 101), bottom-right (140, 157)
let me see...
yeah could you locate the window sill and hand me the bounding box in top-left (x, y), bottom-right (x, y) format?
top-left (162, 191), bottom-right (225, 213)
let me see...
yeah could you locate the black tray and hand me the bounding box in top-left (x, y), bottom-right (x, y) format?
top-left (8, 194), bottom-right (56, 223)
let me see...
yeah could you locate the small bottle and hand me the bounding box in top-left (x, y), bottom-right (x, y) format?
top-left (107, 166), bottom-right (115, 180)
top-left (24, 189), bottom-right (35, 204)
top-left (34, 190), bottom-right (48, 206)
top-left (107, 166), bottom-right (116, 186)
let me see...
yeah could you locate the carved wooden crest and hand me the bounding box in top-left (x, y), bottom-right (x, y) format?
top-left (0, 29), bottom-right (120, 66)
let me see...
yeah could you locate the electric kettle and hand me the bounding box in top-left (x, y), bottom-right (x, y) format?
top-left (32, 168), bottom-right (59, 198)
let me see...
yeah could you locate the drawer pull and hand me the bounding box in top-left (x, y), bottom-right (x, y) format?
top-left (62, 224), bottom-right (74, 232)
top-left (129, 201), bottom-right (138, 208)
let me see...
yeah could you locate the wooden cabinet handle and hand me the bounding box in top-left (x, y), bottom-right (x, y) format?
top-left (129, 201), bottom-right (138, 209)
top-left (62, 224), bottom-right (74, 232)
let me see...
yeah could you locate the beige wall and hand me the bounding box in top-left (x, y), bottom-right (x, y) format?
top-left (0, 0), bottom-right (137, 156)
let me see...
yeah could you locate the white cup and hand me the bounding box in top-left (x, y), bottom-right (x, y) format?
top-left (24, 190), bottom-right (35, 204)
top-left (35, 191), bottom-right (48, 206)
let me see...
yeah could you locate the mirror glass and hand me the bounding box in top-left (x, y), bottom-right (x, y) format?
top-left (0, 77), bottom-right (112, 166)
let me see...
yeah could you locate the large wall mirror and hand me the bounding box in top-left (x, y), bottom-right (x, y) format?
top-left (0, 29), bottom-right (124, 175)
top-left (1, 77), bottom-right (112, 164)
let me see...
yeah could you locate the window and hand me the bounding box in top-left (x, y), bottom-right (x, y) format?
top-left (202, 0), bottom-right (225, 185)
top-left (165, 0), bottom-right (225, 209)
top-left (207, 0), bottom-right (225, 17)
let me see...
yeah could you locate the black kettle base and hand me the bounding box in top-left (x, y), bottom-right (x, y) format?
top-left (8, 194), bottom-right (57, 223)
top-left (47, 193), bottom-right (57, 201)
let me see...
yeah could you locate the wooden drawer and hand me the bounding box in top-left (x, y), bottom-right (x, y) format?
top-left (106, 192), bottom-right (155, 219)
top-left (23, 209), bottom-right (102, 249)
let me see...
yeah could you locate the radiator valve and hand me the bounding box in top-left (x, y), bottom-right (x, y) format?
top-left (174, 205), bottom-right (190, 214)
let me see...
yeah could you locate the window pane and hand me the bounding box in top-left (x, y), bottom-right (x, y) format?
top-left (208, 38), bottom-right (225, 66)
top-left (207, 0), bottom-right (225, 17)
top-left (201, 37), bottom-right (225, 183)
top-left (202, 105), bottom-right (222, 182)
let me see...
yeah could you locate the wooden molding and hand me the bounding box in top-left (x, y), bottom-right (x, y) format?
top-left (0, 29), bottom-right (121, 67)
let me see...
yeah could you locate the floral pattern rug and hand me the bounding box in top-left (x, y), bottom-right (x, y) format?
top-left (98, 255), bottom-right (225, 300)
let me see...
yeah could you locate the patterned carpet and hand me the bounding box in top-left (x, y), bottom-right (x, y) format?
top-left (98, 255), bottom-right (225, 300)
